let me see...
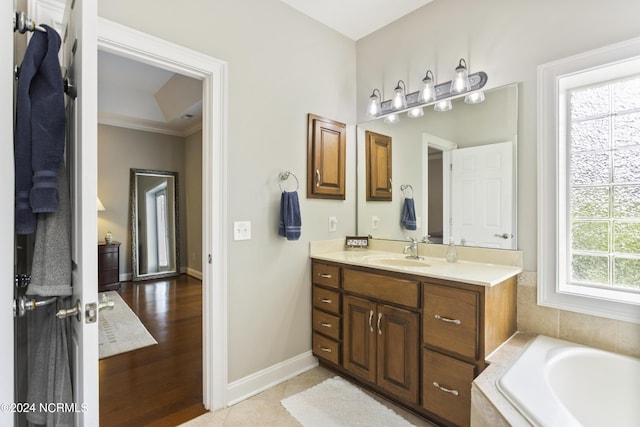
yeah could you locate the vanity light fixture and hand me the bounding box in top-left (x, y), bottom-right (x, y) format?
top-left (384, 113), bottom-right (400, 123)
top-left (368, 88), bottom-right (382, 116)
top-left (407, 107), bottom-right (424, 118)
top-left (418, 70), bottom-right (435, 103)
top-left (366, 58), bottom-right (487, 120)
top-left (433, 99), bottom-right (453, 112)
top-left (392, 80), bottom-right (407, 110)
top-left (465, 90), bottom-right (486, 104)
top-left (450, 58), bottom-right (471, 94)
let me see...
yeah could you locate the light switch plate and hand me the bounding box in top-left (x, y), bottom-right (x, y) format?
top-left (328, 216), bottom-right (337, 232)
top-left (233, 221), bottom-right (251, 240)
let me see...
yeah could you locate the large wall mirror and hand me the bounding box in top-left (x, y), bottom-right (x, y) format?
top-left (130, 168), bottom-right (180, 281)
top-left (356, 83), bottom-right (519, 249)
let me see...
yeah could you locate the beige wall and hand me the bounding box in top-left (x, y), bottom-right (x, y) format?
top-left (97, 124), bottom-right (189, 277)
top-left (184, 130), bottom-right (203, 275)
top-left (98, 0), bottom-right (357, 382)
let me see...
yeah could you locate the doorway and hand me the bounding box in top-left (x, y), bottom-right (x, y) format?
top-left (97, 18), bottom-right (229, 415)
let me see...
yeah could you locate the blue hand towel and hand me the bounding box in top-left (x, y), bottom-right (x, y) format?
top-left (401, 197), bottom-right (417, 230)
top-left (15, 25), bottom-right (65, 234)
top-left (278, 191), bottom-right (302, 241)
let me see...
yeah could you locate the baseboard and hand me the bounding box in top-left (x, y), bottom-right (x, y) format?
top-left (226, 351), bottom-right (318, 406)
top-left (186, 267), bottom-right (203, 280)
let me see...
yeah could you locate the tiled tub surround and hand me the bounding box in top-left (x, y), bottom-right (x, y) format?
top-left (471, 333), bottom-right (640, 427)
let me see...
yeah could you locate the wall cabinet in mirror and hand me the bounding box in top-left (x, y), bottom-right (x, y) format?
top-left (307, 113), bottom-right (346, 199)
top-left (365, 131), bottom-right (392, 201)
top-left (130, 169), bottom-right (180, 281)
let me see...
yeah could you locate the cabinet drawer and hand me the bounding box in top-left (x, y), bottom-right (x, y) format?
top-left (422, 349), bottom-right (476, 427)
top-left (312, 263), bottom-right (341, 288)
top-left (423, 284), bottom-right (478, 360)
top-left (99, 252), bottom-right (118, 269)
top-left (312, 286), bottom-right (341, 315)
top-left (343, 269), bottom-right (419, 308)
top-left (312, 309), bottom-right (341, 340)
top-left (312, 332), bottom-right (340, 365)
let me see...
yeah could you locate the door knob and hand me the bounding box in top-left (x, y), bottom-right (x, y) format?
top-left (494, 233), bottom-right (511, 239)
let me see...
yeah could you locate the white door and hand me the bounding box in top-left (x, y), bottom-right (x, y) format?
top-left (64, 0), bottom-right (100, 424)
top-left (450, 141), bottom-right (515, 249)
top-left (2, 2), bottom-right (16, 424)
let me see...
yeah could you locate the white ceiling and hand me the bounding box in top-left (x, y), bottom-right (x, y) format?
top-left (99, 1), bottom-right (433, 135)
top-left (280, 0), bottom-right (434, 40)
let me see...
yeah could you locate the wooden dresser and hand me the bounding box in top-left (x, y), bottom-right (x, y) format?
top-left (98, 241), bottom-right (121, 292)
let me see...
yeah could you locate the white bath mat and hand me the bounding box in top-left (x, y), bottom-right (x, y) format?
top-left (281, 376), bottom-right (416, 427)
top-left (98, 291), bottom-right (157, 359)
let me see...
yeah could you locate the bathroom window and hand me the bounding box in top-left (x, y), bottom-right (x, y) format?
top-left (538, 37), bottom-right (640, 323)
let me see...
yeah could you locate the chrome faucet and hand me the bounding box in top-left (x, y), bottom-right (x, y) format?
top-left (403, 237), bottom-right (423, 260)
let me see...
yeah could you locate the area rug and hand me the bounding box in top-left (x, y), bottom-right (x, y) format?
top-left (280, 376), bottom-right (416, 427)
top-left (99, 291), bottom-right (157, 359)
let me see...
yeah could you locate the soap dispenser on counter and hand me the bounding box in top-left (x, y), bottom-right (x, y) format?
top-left (446, 236), bottom-right (457, 263)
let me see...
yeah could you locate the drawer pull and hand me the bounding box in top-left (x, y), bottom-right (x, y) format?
top-left (368, 310), bottom-right (374, 332)
top-left (319, 322), bottom-right (332, 328)
top-left (319, 298), bottom-right (333, 304)
top-left (432, 381), bottom-right (460, 397)
top-left (318, 273), bottom-right (333, 279)
top-left (319, 346), bottom-right (332, 353)
top-left (434, 314), bottom-right (462, 325)
top-left (377, 312), bottom-right (383, 335)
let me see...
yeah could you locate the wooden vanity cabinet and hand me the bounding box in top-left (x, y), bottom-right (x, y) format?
top-left (310, 259), bottom-right (517, 427)
top-left (342, 268), bottom-right (420, 404)
top-left (311, 262), bottom-right (343, 365)
top-left (421, 278), bottom-right (517, 427)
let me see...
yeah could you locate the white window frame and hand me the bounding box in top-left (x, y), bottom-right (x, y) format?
top-left (538, 36), bottom-right (640, 324)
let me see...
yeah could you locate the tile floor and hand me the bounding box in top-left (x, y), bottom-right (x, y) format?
top-left (179, 366), bottom-right (437, 426)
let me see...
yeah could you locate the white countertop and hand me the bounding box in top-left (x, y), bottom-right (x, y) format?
top-left (311, 249), bottom-right (522, 287)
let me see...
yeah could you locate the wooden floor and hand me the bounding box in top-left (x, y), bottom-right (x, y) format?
top-left (99, 274), bottom-right (206, 427)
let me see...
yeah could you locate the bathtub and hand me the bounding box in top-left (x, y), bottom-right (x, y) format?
top-left (496, 335), bottom-right (640, 427)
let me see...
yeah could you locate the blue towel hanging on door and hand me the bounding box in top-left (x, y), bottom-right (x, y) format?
top-left (14, 24), bottom-right (65, 235)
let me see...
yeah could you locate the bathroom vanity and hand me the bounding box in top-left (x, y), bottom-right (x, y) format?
top-left (310, 242), bottom-right (521, 427)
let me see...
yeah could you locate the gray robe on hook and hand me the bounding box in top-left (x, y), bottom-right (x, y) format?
top-left (25, 154), bottom-right (73, 427)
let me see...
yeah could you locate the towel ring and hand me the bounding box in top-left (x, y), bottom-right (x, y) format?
top-left (279, 171), bottom-right (299, 192)
top-left (401, 184), bottom-right (414, 198)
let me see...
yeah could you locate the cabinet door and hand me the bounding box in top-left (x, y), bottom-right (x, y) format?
top-left (377, 304), bottom-right (419, 404)
top-left (422, 349), bottom-right (476, 427)
top-left (365, 130), bottom-right (392, 201)
top-left (343, 295), bottom-right (377, 383)
top-left (307, 114), bottom-right (346, 199)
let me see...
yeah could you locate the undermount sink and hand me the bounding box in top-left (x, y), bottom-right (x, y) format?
top-left (368, 257), bottom-right (430, 268)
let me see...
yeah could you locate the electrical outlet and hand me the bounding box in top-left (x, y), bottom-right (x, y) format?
top-left (233, 221), bottom-right (251, 240)
top-left (328, 216), bottom-right (337, 232)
